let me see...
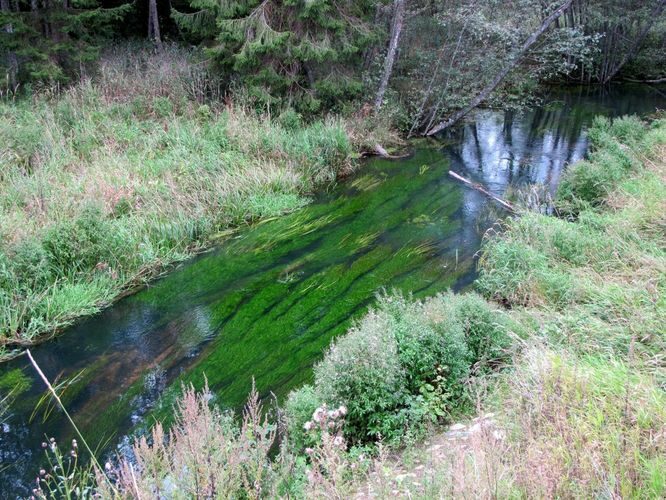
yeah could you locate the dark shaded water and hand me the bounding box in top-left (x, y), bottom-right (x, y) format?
top-left (1, 84), bottom-right (664, 495)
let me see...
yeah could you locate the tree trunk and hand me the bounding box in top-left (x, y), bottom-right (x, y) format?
top-left (374, 0), bottom-right (405, 111)
top-left (601, 0), bottom-right (666, 84)
top-left (148, 0), bottom-right (162, 48)
top-left (1, 0), bottom-right (18, 88)
top-left (425, 0), bottom-right (574, 136)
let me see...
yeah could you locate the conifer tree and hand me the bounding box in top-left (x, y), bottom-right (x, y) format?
top-left (0, 0), bottom-right (131, 87)
top-left (173, 0), bottom-right (380, 112)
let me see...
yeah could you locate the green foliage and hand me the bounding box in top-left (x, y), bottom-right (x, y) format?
top-left (42, 206), bottom-right (114, 277)
top-left (455, 293), bottom-right (513, 369)
top-left (557, 115), bottom-right (645, 211)
top-left (0, 0), bottom-right (132, 87)
top-left (173, 0), bottom-right (378, 112)
top-left (284, 385), bottom-right (322, 452)
top-left (286, 292), bottom-right (511, 447)
top-left (314, 302), bottom-right (409, 443)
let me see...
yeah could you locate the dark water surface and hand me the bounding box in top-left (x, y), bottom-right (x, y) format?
top-left (1, 84), bottom-right (664, 495)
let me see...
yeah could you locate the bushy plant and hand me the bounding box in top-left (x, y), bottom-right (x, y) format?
top-left (289, 292), bottom-right (511, 447)
top-left (284, 385), bottom-right (322, 453)
top-left (455, 293), bottom-right (513, 370)
top-left (381, 295), bottom-right (470, 400)
top-left (11, 240), bottom-right (52, 291)
top-left (314, 307), bottom-right (408, 443)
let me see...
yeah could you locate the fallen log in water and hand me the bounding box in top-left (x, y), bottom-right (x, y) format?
top-left (374, 143), bottom-right (410, 159)
top-left (448, 170), bottom-right (516, 213)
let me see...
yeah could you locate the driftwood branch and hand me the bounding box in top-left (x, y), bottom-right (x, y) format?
top-left (425, 0), bottom-right (574, 136)
top-left (374, 144), bottom-right (409, 159)
top-left (448, 171), bottom-right (516, 212)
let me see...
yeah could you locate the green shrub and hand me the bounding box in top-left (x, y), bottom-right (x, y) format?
top-left (152, 96), bottom-right (174, 118)
top-left (278, 108), bottom-right (303, 130)
top-left (314, 307), bottom-right (408, 443)
top-left (292, 292), bottom-right (511, 446)
top-left (381, 295), bottom-right (469, 399)
top-left (455, 293), bottom-right (512, 370)
top-left (11, 240), bottom-right (52, 290)
top-left (284, 385), bottom-right (323, 452)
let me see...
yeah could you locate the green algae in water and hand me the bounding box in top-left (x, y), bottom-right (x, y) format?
top-left (0, 368), bottom-right (31, 398)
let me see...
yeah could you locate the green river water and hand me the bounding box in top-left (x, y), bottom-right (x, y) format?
top-left (1, 84), bottom-right (664, 496)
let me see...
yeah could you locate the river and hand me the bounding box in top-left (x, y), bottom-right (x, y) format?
top-left (1, 84), bottom-right (664, 495)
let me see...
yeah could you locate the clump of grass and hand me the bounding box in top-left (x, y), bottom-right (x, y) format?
top-left (556, 115), bottom-right (646, 213)
top-left (504, 348), bottom-right (666, 498)
top-left (0, 43), bottom-right (360, 351)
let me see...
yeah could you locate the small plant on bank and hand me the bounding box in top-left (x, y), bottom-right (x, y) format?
top-left (302, 404), bottom-right (350, 498)
top-left (32, 438), bottom-right (96, 499)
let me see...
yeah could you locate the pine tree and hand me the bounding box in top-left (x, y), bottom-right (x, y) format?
top-left (173, 0), bottom-right (380, 112)
top-left (0, 0), bottom-right (131, 87)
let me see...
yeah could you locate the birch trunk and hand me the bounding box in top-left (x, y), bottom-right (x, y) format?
top-left (374, 0), bottom-right (405, 110)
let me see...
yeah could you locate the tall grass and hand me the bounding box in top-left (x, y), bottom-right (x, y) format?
top-left (0, 44), bottom-right (360, 351)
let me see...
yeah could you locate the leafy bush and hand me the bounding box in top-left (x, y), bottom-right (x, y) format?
top-left (287, 292), bottom-right (511, 447)
top-left (10, 240), bottom-right (52, 291)
top-left (314, 306), bottom-right (409, 443)
top-left (382, 295), bottom-right (470, 399)
top-left (284, 385), bottom-right (322, 453)
top-left (455, 293), bottom-right (513, 370)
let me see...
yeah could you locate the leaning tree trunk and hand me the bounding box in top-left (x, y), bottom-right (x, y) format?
top-left (0, 0), bottom-right (18, 88)
top-left (374, 0), bottom-right (406, 111)
top-left (601, 0), bottom-right (666, 84)
top-left (148, 0), bottom-right (162, 48)
top-left (425, 0), bottom-right (574, 136)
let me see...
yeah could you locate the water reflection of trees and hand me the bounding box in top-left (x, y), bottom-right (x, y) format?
top-left (449, 105), bottom-right (588, 195)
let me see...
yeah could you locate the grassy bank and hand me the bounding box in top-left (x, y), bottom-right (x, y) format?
top-left (27, 115), bottom-right (665, 496)
top-left (352, 114), bottom-right (666, 498)
top-left (0, 45), bottom-right (398, 354)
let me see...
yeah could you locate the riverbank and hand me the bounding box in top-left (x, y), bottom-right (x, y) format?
top-left (30, 113), bottom-right (666, 496)
top-left (353, 113), bottom-right (666, 498)
top-left (0, 45), bottom-right (397, 356)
